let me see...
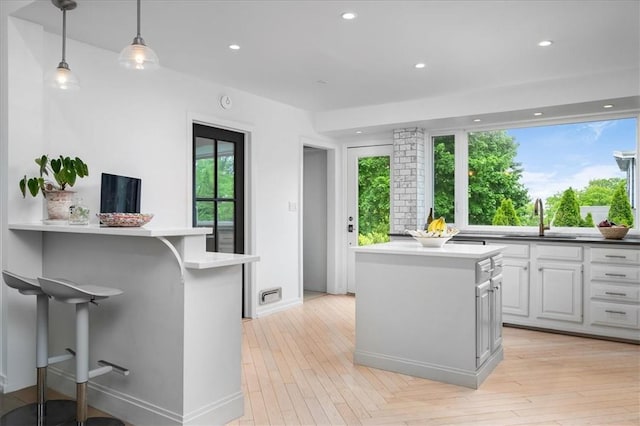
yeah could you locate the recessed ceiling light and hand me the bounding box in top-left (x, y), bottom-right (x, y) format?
top-left (603, 104), bottom-right (614, 109)
top-left (473, 118), bottom-right (482, 122)
top-left (533, 112), bottom-right (543, 116)
top-left (415, 63), bottom-right (426, 69)
top-left (538, 40), bottom-right (553, 47)
top-left (229, 44), bottom-right (240, 50)
top-left (341, 12), bottom-right (357, 20)
top-left (316, 79), bottom-right (328, 85)
top-left (356, 130), bottom-right (363, 134)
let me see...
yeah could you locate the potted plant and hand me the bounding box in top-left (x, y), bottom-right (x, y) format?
top-left (19, 155), bottom-right (89, 220)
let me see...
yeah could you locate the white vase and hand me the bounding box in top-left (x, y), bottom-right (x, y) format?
top-left (45, 190), bottom-right (76, 220)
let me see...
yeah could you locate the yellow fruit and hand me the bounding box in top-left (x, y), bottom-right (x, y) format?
top-left (427, 217), bottom-right (446, 233)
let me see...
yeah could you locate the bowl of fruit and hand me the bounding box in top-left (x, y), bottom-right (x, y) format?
top-left (406, 217), bottom-right (459, 247)
top-left (597, 219), bottom-right (630, 240)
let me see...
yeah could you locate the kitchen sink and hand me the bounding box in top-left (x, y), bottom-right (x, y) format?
top-left (501, 234), bottom-right (577, 239)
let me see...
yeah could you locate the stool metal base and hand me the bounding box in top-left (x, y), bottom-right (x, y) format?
top-left (0, 399), bottom-right (76, 426)
top-left (60, 418), bottom-right (125, 426)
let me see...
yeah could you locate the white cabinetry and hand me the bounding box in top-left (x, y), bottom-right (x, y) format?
top-left (498, 243), bottom-right (530, 317)
top-left (476, 259), bottom-right (503, 368)
top-left (589, 247), bottom-right (640, 333)
top-left (536, 261), bottom-right (583, 322)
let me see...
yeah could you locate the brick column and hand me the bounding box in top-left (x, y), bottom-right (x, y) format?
top-left (392, 128), bottom-right (426, 232)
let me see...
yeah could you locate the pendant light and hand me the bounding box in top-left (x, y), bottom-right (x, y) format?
top-left (49, 0), bottom-right (79, 90)
top-left (118, 0), bottom-right (159, 70)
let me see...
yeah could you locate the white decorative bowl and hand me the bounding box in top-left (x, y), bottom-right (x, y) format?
top-left (97, 213), bottom-right (154, 227)
top-left (412, 236), bottom-right (452, 247)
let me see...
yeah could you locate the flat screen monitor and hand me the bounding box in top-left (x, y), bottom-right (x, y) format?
top-left (100, 173), bottom-right (141, 213)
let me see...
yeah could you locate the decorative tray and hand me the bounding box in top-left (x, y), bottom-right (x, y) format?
top-left (97, 213), bottom-right (154, 227)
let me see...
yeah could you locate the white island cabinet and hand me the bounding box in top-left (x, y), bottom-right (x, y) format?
top-left (8, 223), bottom-right (259, 426)
top-left (352, 241), bottom-right (505, 389)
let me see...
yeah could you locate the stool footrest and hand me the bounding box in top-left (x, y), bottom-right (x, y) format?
top-left (49, 349), bottom-right (75, 365)
top-left (97, 360), bottom-right (130, 376)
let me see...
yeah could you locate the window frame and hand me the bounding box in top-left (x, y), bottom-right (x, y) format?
top-left (433, 112), bottom-right (640, 234)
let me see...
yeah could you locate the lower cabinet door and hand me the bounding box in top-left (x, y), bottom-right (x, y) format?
top-left (476, 281), bottom-right (491, 367)
top-left (502, 260), bottom-right (530, 316)
top-left (536, 262), bottom-right (583, 323)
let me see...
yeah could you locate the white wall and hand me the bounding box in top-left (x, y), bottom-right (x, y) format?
top-left (1, 16), bottom-right (340, 389)
top-left (303, 148), bottom-right (327, 292)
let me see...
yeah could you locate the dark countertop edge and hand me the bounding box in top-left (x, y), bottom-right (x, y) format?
top-left (389, 233), bottom-right (640, 246)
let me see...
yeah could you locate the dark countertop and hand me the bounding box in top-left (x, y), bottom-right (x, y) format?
top-left (390, 232), bottom-right (640, 246)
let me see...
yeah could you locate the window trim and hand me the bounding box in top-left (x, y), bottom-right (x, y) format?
top-left (438, 113), bottom-right (640, 234)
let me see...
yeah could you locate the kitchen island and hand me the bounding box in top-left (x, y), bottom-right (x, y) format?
top-left (352, 241), bottom-right (505, 389)
top-left (8, 223), bottom-right (259, 426)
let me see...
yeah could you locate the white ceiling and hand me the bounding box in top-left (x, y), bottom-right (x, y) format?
top-left (11, 0), bottom-right (640, 120)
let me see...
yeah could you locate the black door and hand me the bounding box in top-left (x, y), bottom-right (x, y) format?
top-left (192, 123), bottom-right (244, 254)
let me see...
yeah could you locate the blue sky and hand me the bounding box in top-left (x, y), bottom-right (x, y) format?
top-left (507, 117), bottom-right (637, 201)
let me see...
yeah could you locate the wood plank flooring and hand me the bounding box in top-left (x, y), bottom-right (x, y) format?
top-left (230, 294), bottom-right (639, 426)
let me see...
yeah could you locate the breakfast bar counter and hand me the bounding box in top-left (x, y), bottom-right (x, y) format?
top-left (352, 241), bottom-right (505, 389)
top-left (9, 223), bottom-right (259, 426)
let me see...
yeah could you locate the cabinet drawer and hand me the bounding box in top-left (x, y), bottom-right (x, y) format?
top-left (590, 302), bottom-right (640, 329)
top-left (499, 243), bottom-right (530, 258)
top-left (591, 248), bottom-right (640, 265)
top-left (590, 264), bottom-right (640, 283)
top-left (536, 244), bottom-right (582, 261)
top-left (476, 258), bottom-right (492, 283)
top-left (591, 283), bottom-right (640, 303)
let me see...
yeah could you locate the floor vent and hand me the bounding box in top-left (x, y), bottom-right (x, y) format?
top-left (259, 287), bottom-right (282, 305)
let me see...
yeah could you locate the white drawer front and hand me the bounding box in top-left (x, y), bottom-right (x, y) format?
top-left (591, 283), bottom-right (640, 303)
top-left (590, 302), bottom-right (640, 329)
top-left (476, 258), bottom-right (492, 283)
top-left (536, 244), bottom-right (583, 261)
top-left (499, 243), bottom-right (530, 258)
top-left (591, 248), bottom-right (640, 265)
top-left (591, 264), bottom-right (640, 283)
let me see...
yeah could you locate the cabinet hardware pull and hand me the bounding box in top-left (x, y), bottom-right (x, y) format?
top-left (604, 255), bottom-right (627, 259)
top-left (604, 292), bottom-right (627, 296)
top-left (605, 273), bottom-right (627, 277)
top-left (605, 310), bottom-right (627, 315)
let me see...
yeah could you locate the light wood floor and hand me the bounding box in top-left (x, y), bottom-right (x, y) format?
top-left (230, 294), bottom-right (639, 426)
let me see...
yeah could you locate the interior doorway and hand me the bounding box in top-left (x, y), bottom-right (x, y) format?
top-left (303, 147), bottom-right (328, 298)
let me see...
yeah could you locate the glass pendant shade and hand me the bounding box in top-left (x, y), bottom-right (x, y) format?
top-left (47, 62), bottom-right (80, 91)
top-left (118, 38), bottom-right (159, 70)
top-left (119, 0), bottom-right (159, 70)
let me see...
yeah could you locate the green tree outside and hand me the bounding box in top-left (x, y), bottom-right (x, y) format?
top-left (553, 188), bottom-right (583, 227)
top-left (608, 182), bottom-right (634, 226)
top-left (358, 156), bottom-right (390, 245)
top-left (466, 131), bottom-right (530, 225)
top-left (492, 198), bottom-right (521, 226)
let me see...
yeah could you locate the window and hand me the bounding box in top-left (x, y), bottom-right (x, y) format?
top-left (432, 135), bottom-right (455, 224)
top-left (463, 117), bottom-right (638, 229)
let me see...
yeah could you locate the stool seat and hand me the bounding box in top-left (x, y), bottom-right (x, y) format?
top-left (2, 271), bottom-right (44, 296)
top-left (38, 277), bottom-right (123, 304)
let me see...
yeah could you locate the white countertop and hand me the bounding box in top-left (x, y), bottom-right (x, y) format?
top-left (352, 241), bottom-right (504, 259)
top-left (184, 252), bottom-right (260, 269)
top-left (9, 222), bottom-right (212, 237)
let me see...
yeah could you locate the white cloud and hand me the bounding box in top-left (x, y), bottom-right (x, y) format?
top-left (585, 120), bottom-right (615, 140)
top-left (522, 164), bottom-right (625, 201)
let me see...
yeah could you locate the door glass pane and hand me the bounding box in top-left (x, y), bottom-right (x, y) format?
top-left (433, 135), bottom-right (455, 223)
top-left (358, 156), bottom-right (390, 245)
top-left (194, 137), bottom-right (214, 198)
top-left (217, 141), bottom-right (235, 199)
top-left (217, 201), bottom-right (235, 253)
top-left (195, 200), bottom-right (214, 227)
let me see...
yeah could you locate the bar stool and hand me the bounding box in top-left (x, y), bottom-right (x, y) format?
top-left (38, 277), bottom-right (128, 426)
top-left (1, 270), bottom-right (76, 426)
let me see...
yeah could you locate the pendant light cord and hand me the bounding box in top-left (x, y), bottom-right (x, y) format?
top-left (61, 8), bottom-right (67, 64)
top-left (136, 0), bottom-right (141, 38)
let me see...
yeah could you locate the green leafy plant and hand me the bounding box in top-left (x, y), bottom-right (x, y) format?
top-left (608, 182), bottom-right (634, 227)
top-left (492, 198), bottom-right (521, 226)
top-left (19, 155), bottom-right (89, 197)
top-left (553, 187), bottom-right (583, 227)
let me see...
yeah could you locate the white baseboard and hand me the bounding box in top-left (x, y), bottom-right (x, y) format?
top-left (48, 367), bottom-right (244, 426)
top-left (354, 348), bottom-right (504, 389)
top-left (255, 297), bottom-right (302, 317)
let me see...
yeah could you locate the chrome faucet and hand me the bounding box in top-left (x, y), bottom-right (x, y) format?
top-left (534, 198), bottom-right (550, 236)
